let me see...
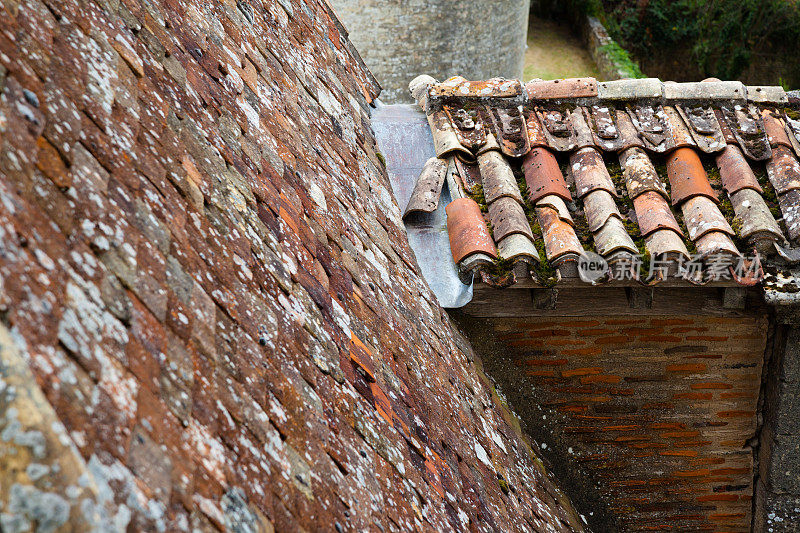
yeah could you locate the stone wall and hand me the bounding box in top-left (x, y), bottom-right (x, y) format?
top-left (0, 0), bottom-right (582, 530)
top-left (329, 0), bottom-right (530, 103)
top-left (455, 310), bottom-right (768, 532)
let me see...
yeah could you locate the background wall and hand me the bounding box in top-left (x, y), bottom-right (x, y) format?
top-left (456, 307), bottom-right (768, 532)
top-left (330, 0), bottom-right (531, 102)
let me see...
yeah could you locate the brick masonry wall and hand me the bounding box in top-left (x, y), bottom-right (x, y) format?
top-left (0, 0), bottom-right (583, 530)
top-left (457, 313), bottom-right (768, 532)
top-left (329, 0), bottom-right (530, 103)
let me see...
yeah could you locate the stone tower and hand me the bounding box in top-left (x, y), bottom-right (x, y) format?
top-left (330, 0), bottom-right (531, 102)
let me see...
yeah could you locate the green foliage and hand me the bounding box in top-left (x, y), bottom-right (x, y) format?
top-left (598, 41), bottom-right (645, 79)
top-left (600, 0), bottom-right (800, 83)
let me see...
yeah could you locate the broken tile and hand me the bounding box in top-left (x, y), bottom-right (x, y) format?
top-left (536, 106), bottom-right (577, 152)
top-left (427, 109), bottom-right (473, 160)
top-left (677, 105), bottom-right (726, 153)
top-left (445, 198), bottom-right (497, 262)
top-left (719, 104), bottom-right (772, 160)
top-left (488, 106), bottom-right (530, 158)
top-left (444, 106), bottom-right (487, 151)
top-left (537, 194), bottom-right (574, 226)
top-left (403, 157), bottom-right (448, 219)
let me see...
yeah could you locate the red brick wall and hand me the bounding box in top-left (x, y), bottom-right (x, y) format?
top-left (474, 314), bottom-right (768, 532)
top-left (0, 0), bottom-right (583, 530)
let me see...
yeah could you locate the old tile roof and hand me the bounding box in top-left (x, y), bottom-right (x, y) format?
top-left (404, 75), bottom-right (800, 288)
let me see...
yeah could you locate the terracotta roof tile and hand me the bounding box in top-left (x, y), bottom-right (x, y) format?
top-left (666, 147), bottom-right (718, 205)
top-left (445, 198), bottom-right (497, 263)
top-left (413, 74), bottom-right (800, 287)
top-left (762, 108), bottom-right (792, 148)
top-left (536, 205), bottom-right (585, 262)
top-left (729, 188), bottom-right (784, 247)
top-left (747, 86), bottom-right (788, 104)
top-left (526, 77), bottom-right (598, 100)
top-left (594, 216), bottom-right (638, 257)
top-left (645, 229), bottom-right (691, 259)
top-left (676, 105), bottom-right (726, 153)
top-left (633, 191), bottom-right (684, 237)
top-left (681, 196), bottom-right (735, 241)
top-left (497, 233), bottom-right (540, 263)
top-left (488, 106), bottom-right (530, 157)
top-left (536, 106), bottom-right (577, 152)
top-left (427, 109), bottom-right (472, 160)
top-left (664, 106), bottom-right (696, 149)
top-left (523, 147), bottom-right (571, 204)
top-left (488, 196), bottom-right (534, 242)
top-left (525, 108), bottom-right (549, 148)
top-left (695, 231), bottom-right (740, 258)
top-left (444, 105), bottom-right (487, 151)
top-left (583, 190), bottom-right (621, 232)
top-left (537, 194), bottom-right (575, 226)
top-left (403, 157), bottom-right (448, 219)
top-left (620, 147), bottom-right (669, 200)
top-left (766, 144), bottom-right (800, 195)
top-left (570, 147), bottom-right (617, 198)
top-left (597, 78), bottom-right (663, 100)
top-left (479, 149), bottom-right (523, 204)
top-left (777, 189), bottom-right (800, 241)
top-left (431, 77), bottom-right (523, 100)
top-left (716, 144), bottom-right (762, 195)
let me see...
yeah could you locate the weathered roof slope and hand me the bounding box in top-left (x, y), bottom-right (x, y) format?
top-left (0, 0), bottom-right (582, 530)
top-left (407, 75), bottom-right (800, 290)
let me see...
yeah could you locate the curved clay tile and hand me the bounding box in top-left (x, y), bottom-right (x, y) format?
top-left (716, 144), bottom-right (762, 195)
top-left (569, 108), bottom-right (595, 150)
top-left (403, 157), bottom-right (448, 219)
top-left (664, 106), bottom-right (696, 149)
top-left (525, 77), bottom-right (598, 100)
top-left (619, 147), bottom-right (668, 200)
top-left (627, 104), bottom-right (671, 152)
top-left (762, 108), bottom-right (792, 148)
top-left (497, 233), bottom-right (540, 262)
top-left (445, 198), bottom-right (497, 263)
top-left (677, 105), bottom-right (726, 153)
top-left (537, 195), bottom-right (574, 226)
top-left (666, 147), bottom-right (718, 205)
top-left (522, 147), bottom-right (571, 204)
top-left (444, 105), bottom-right (487, 151)
top-left (718, 104), bottom-right (772, 161)
top-left (644, 229), bottom-right (690, 260)
top-left (570, 147), bottom-right (617, 198)
top-left (488, 106), bottom-right (530, 158)
top-left (777, 189), bottom-right (800, 241)
top-left (766, 145), bottom-right (800, 195)
top-left (681, 196), bottom-right (735, 241)
top-left (432, 77), bottom-right (523, 100)
top-left (536, 106), bottom-right (577, 152)
top-left (488, 196), bottom-right (534, 242)
top-left (614, 109), bottom-right (645, 152)
top-left (478, 149), bottom-right (523, 204)
top-left (427, 109), bottom-right (473, 160)
top-left (583, 190), bottom-right (621, 232)
top-left (525, 108), bottom-right (549, 148)
top-left (535, 205), bottom-right (585, 262)
top-left (633, 191), bottom-right (683, 237)
top-left (594, 216), bottom-right (638, 257)
top-left (695, 231), bottom-right (740, 258)
top-left (729, 188), bottom-right (784, 248)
